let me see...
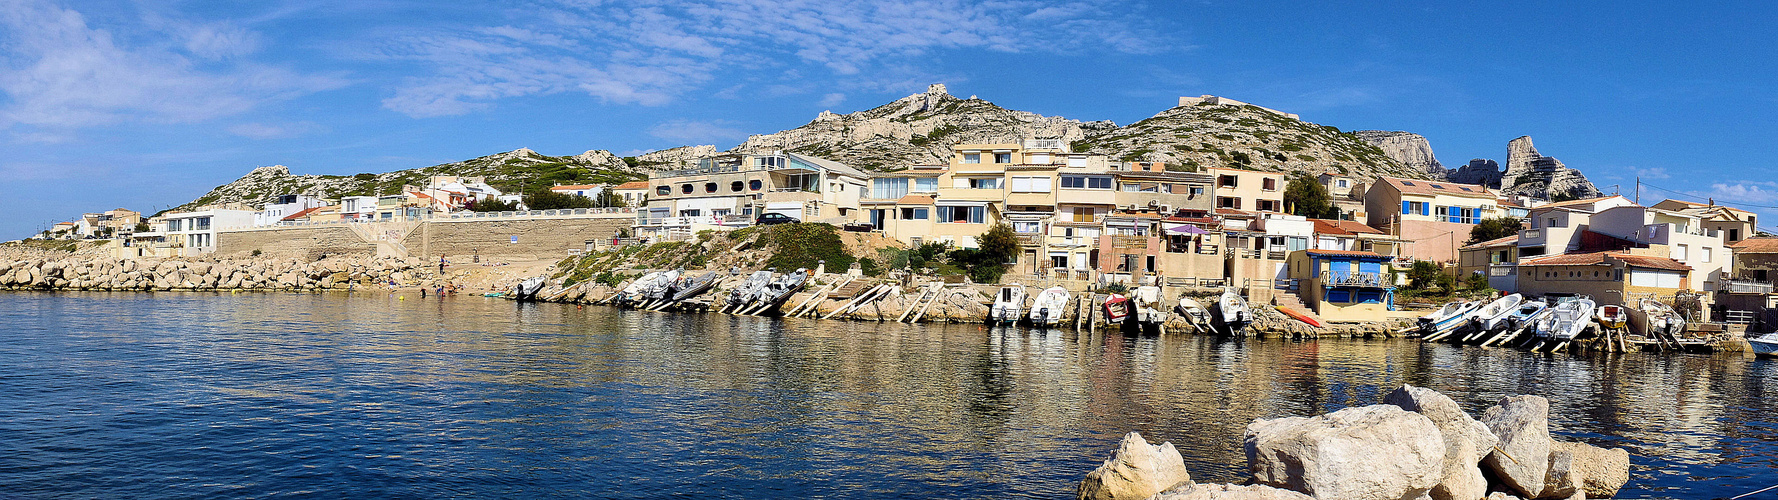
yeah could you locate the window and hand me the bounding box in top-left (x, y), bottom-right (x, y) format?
top-left (194, 217), bottom-right (210, 230)
top-left (962, 153), bottom-right (981, 164)
top-left (1548, 217), bottom-right (1561, 228)
top-left (937, 206), bottom-right (985, 223)
top-left (900, 207), bottom-right (929, 220)
top-left (1674, 244), bottom-right (1688, 260)
top-left (1262, 178), bottom-right (1278, 191)
top-left (749, 179), bottom-right (763, 191)
top-left (1050, 254), bottom-right (1068, 269)
top-left (1066, 157), bottom-right (1087, 167)
top-left (994, 153), bottom-right (1012, 163)
top-left (1029, 153), bottom-right (1050, 164)
top-left (1459, 186), bottom-right (1474, 192)
top-left (1430, 184), bottom-right (1445, 189)
top-left (1218, 197), bottom-right (1241, 209)
top-left (1219, 175), bottom-right (1238, 188)
top-left (1257, 200), bottom-right (1280, 212)
top-left (168, 219), bottom-right (182, 231)
top-left (960, 177), bottom-right (1002, 189)
top-left (1010, 176), bottom-right (1052, 193)
top-left (1013, 221), bottom-right (1041, 233)
top-left (873, 178), bottom-right (910, 199)
top-left (913, 178), bottom-right (937, 192)
top-left (1336, 179), bottom-right (1349, 188)
top-left (731, 181), bottom-right (744, 192)
top-left (1189, 186), bottom-right (1205, 196)
top-left (1401, 201), bottom-right (1428, 216)
top-left (753, 156), bottom-right (786, 169)
top-left (1401, 181), bottom-right (1416, 186)
top-left (705, 182), bottom-right (717, 193)
top-left (1121, 183), bottom-right (1160, 193)
top-left (1072, 207), bottom-right (1097, 223)
top-left (681, 184), bottom-right (693, 194)
top-left (1062, 175), bottom-right (1113, 189)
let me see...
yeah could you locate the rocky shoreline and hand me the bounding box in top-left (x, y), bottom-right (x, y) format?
top-left (0, 250), bottom-right (443, 292)
top-left (1077, 385), bottom-right (1630, 500)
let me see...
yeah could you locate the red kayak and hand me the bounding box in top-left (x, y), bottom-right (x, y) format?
top-left (1102, 294), bottom-right (1131, 323)
top-left (1277, 305), bottom-right (1323, 328)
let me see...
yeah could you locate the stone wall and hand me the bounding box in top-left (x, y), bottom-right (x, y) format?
top-left (404, 216), bottom-right (633, 261)
top-left (217, 225), bottom-right (371, 260)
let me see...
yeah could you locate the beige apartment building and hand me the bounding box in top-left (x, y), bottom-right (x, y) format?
top-left (1205, 167), bottom-right (1285, 213)
top-left (638, 151), bottom-right (870, 239)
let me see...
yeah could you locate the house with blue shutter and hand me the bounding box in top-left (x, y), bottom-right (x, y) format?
top-left (1362, 177), bottom-right (1503, 265)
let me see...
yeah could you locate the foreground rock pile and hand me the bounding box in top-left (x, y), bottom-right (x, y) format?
top-left (0, 255), bottom-right (438, 291)
top-left (1079, 385), bottom-right (1630, 500)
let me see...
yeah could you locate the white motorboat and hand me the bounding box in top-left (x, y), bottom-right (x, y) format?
top-left (1749, 333), bottom-right (1778, 357)
top-left (1417, 301), bottom-right (1480, 336)
top-left (641, 270), bottom-right (682, 304)
top-left (1537, 298), bottom-right (1596, 342)
top-left (989, 284), bottom-right (1027, 325)
top-left (1027, 286), bottom-right (1070, 327)
top-left (754, 268), bottom-right (808, 312)
top-left (1503, 300), bottom-right (1550, 334)
top-left (514, 276), bottom-right (546, 300)
top-left (1132, 286), bottom-right (1167, 328)
top-left (1463, 294), bottom-right (1524, 341)
top-left (615, 271), bottom-right (663, 306)
top-left (1216, 287), bottom-right (1250, 335)
top-left (726, 270), bottom-right (774, 310)
top-left (1174, 296), bottom-right (1211, 333)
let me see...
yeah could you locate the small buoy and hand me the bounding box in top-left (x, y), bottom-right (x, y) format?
top-left (399, 296), bottom-right (404, 300)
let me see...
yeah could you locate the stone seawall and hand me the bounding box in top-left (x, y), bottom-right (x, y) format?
top-left (217, 225), bottom-right (371, 260)
top-left (214, 214), bottom-right (632, 262)
top-left (0, 253), bottom-right (440, 291)
top-left (405, 217), bottom-right (631, 261)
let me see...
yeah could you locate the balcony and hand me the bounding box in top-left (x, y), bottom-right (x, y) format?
top-left (1722, 278), bottom-right (1775, 294)
top-left (1325, 272), bottom-right (1388, 288)
top-left (1489, 263), bottom-right (1518, 277)
top-left (1016, 234), bottom-right (1041, 246)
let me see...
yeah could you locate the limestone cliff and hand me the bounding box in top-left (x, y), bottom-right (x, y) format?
top-left (636, 145), bottom-right (717, 165)
top-left (1073, 104), bottom-right (1427, 180)
top-left (172, 148), bottom-right (649, 214)
top-left (1449, 159), bottom-right (1504, 188)
top-left (1354, 131), bottom-right (1445, 178)
top-left (731, 83), bottom-right (1113, 170)
top-left (1498, 136), bottom-right (1601, 200)
top-left (731, 84), bottom-right (1429, 179)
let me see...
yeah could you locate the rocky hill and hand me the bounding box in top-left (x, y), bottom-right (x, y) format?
top-left (1072, 105), bottom-right (1425, 179)
top-left (173, 148), bottom-right (649, 213)
top-left (732, 84), bottom-right (1114, 170)
top-left (737, 84), bottom-right (1429, 180)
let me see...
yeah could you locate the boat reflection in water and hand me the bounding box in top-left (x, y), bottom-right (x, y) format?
top-left (0, 292), bottom-right (1772, 499)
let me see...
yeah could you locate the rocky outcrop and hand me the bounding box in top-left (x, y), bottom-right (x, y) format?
top-left (1481, 396), bottom-right (1553, 497)
top-left (732, 83), bottom-right (1111, 170)
top-left (1386, 385), bottom-right (1499, 500)
top-left (1355, 130), bottom-right (1444, 178)
top-left (1076, 432), bottom-right (1193, 500)
top-left (1449, 159), bottom-right (1504, 188)
top-left (1566, 442), bottom-right (1631, 499)
top-left (1499, 136), bottom-right (1601, 200)
top-left (173, 148), bottom-right (646, 213)
top-left (1244, 404), bottom-right (1445, 500)
top-left (636, 145), bottom-right (718, 165)
top-left (1148, 483), bottom-right (1314, 500)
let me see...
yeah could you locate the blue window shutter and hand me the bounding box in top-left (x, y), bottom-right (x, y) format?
top-left (1402, 201), bottom-right (1411, 214)
top-left (1419, 203), bottom-right (1429, 216)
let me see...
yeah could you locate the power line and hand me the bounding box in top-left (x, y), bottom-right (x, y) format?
top-left (1637, 181), bottom-right (1778, 235)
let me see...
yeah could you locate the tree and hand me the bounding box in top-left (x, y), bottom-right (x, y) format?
top-left (1467, 217), bottom-right (1524, 244)
top-left (523, 189), bottom-right (595, 210)
top-left (1406, 260), bottom-right (1443, 290)
top-left (592, 187), bottom-right (626, 208)
top-left (1283, 173), bottom-right (1338, 219)
top-left (948, 223), bottom-right (1020, 283)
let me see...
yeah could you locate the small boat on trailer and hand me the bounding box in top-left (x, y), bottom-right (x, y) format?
top-left (1132, 286), bottom-right (1167, 331)
top-left (1461, 294), bottom-right (1524, 343)
top-left (1481, 300), bottom-right (1548, 346)
top-left (1102, 294), bottom-right (1132, 325)
top-left (1533, 298), bottom-right (1595, 351)
top-left (1027, 286), bottom-right (1070, 328)
top-left (989, 284), bottom-right (1027, 325)
top-left (1174, 296), bottom-right (1211, 333)
top-left (1216, 287), bottom-right (1251, 336)
top-left (752, 268), bottom-right (808, 314)
top-left (725, 270), bottom-right (774, 312)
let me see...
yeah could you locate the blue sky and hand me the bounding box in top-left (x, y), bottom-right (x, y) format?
top-left (3, 0), bottom-right (1775, 238)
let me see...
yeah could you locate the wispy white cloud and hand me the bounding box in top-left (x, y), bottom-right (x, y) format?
top-left (370, 0), bottom-right (1172, 117)
top-left (818, 93), bottom-right (845, 107)
top-left (1629, 166), bottom-right (1671, 180)
top-left (0, 0), bottom-right (346, 134)
top-left (228, 121), bottom-right (327, 139)
top-left (647, 119), bottom-right (745, 144)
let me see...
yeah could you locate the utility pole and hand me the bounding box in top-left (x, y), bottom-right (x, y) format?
top-left (1635, 177), bottom-right (1640, 205)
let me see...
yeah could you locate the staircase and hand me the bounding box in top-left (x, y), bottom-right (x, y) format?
top-left (1272, 291), bottom-right (1326, 325)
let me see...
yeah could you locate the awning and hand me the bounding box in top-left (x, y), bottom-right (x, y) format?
top-left (1167, 224), bottom-right (1209, 235)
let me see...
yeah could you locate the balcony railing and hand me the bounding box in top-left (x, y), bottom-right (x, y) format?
top-left (1325, 272), bottom-right (1388, 288)
top-left (1016, 234), bottom-right (1041, 246)
top-left (1722, 279), bottom-right (1774, 294)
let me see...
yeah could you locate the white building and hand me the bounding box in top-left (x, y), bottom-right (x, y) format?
top-left (339, 196), bottom-right (379, 220)
top-left (256, 194), bottom-right (326, 226)
top-left (163, 209), bottom-right (255, 256)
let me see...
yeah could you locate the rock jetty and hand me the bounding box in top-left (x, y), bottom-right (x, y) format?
top-left (1078, 385), bottom-right (1631, 500)
top-left (0, 252), bottom-right (440, 291)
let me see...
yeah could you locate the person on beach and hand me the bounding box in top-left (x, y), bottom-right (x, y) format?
top-left (438, 255), bottom-right (448, 274)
